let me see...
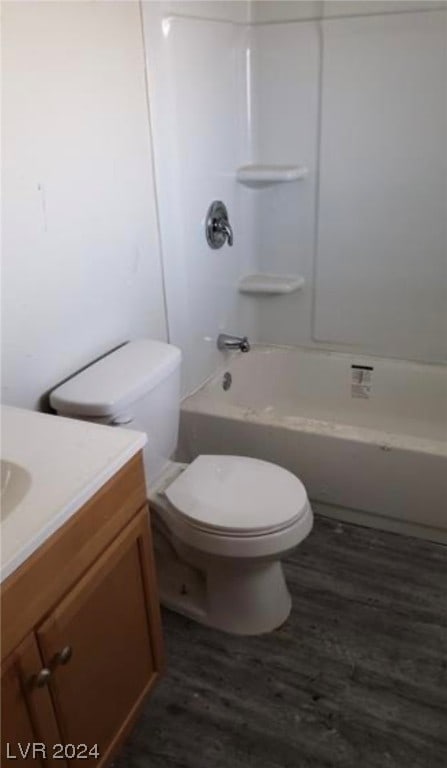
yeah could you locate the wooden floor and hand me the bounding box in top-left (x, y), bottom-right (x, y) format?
top-left (113, 516), bottom-right (447, 768)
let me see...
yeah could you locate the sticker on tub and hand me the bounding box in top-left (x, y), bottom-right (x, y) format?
top-left (351, 365), bottom-right (373, 399)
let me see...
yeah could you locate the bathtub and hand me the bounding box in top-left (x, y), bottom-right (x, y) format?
top-left (179, 346), bottom-right (447, 544)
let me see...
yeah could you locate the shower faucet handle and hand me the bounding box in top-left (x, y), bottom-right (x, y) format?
top-left (215, 217), bottom-right (234, 247)
top-left (206, 201), bottom-right (234, 249)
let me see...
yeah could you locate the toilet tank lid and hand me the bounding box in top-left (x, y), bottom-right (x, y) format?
top-left (49, 340), bottom-right (182, 418)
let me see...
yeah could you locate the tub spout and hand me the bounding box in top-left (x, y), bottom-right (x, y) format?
top-left (217, 334), bottom-right (250, 353)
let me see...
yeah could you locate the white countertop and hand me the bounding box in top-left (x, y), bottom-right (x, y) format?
top-left (1, 405), bottom-right (147, 583)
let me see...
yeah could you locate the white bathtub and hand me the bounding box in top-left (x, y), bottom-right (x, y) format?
top-left (179, 346), bottom-right (447, 544)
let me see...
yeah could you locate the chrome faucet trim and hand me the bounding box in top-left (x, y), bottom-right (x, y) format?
top-left (217, 333), bottom-right (250, 353)
top-left (206, 201), bottom-right (234, 249)
top-left (215, 217), bottom-right (234, 246)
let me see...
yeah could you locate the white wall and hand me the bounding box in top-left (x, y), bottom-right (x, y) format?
top-left (1, 1), bottom-right (167, 410)
top-left (142, 1), bottom-right (257, 395)
top-left (250, 1), bottom-right (323, 23)
top-left (156, 0), bottom-right (250, 23)
top-left (250, 1), bottom-right (447, 23)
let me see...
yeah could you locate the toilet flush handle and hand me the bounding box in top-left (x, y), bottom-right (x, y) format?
top-left (110, 414), bottom-right (134, 426)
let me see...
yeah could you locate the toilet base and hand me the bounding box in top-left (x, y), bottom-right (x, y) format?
top-left (205, 559), bottom-right (292, 635)
top-left (154, 525), bottom-right (292, 635)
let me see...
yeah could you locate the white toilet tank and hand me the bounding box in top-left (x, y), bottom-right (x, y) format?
top-left (50, 340), bottom-right (182, 484)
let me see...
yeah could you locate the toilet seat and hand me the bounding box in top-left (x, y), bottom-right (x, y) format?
top-left (165, 455), bottom-right (309, 538)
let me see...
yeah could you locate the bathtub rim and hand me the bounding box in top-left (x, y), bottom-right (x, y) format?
top-left (181, 343), bottom-right (447, 458)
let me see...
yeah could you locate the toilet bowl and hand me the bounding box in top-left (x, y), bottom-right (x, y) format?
top-left (50, 339), bottom-right (314, 635)
top-left (149, 455), bottom-right (313, 634)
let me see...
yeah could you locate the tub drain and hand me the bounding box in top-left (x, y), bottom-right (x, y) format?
top-left (222, 371), bottom-right (232, 391)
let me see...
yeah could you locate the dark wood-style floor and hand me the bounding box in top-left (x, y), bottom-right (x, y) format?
top-left (113, 516), bottom-right (447, 768)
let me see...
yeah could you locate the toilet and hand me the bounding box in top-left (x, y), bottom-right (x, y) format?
top-left (50, 339), bottom-right (313, 635)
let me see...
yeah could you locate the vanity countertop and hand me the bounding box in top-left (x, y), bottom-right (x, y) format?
top-left (1, 405), bottom-right (147, 583)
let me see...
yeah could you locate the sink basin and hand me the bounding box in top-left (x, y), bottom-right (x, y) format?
top-left (1, 460), bottom-right (32, 520)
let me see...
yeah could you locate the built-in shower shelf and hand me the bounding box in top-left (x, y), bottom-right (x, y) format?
top-left (236, 164), bottom-right (308, 185)
top-left (238, 274), bottom-right (305, 295)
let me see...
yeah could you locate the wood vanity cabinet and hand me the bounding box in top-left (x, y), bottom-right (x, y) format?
top-left (1, 453), bottom-right (164, 767)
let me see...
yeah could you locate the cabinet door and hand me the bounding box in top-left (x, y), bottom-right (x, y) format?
top-left (36, 509), bottom-right (164, 767)
top-left (1, 633), bottom-right (65, 767)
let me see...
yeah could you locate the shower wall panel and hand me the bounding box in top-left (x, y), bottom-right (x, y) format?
top-left (315, 10), bottom-right (447, 363)
top-left (142, 3), bottom-right (257, 395)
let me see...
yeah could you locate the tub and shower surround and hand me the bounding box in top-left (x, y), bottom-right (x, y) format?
top-left (143, 3), bottom-right (447, 542)
top-left (143, 4), bottom-right (446, 400)
top-left (179, 347), bottom-right (447, 543)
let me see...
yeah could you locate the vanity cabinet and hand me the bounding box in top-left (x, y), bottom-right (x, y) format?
top-left (1, 454), bottom-right (163, 767)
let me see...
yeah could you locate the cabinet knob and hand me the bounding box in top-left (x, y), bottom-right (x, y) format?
top-left (55, 645), bottom-right (73, 666)
top-left (34, 668), bottom-right (52, 688)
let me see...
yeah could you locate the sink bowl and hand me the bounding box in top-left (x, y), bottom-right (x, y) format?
top-left (1, 460), bottom-right (32, 520)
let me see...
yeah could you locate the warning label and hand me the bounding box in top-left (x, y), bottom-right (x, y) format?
top-left (351, 365), bottom-right (373, 399)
